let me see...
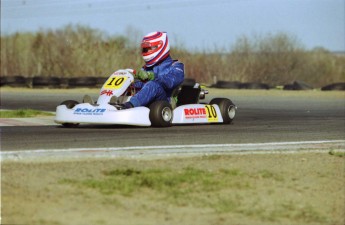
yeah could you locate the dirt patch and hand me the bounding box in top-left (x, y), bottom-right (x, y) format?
top-left (1, 152), bottom-right (344, 225)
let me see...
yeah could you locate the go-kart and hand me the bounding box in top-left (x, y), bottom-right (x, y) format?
top-left (55, 69), bottom-right (237, 127)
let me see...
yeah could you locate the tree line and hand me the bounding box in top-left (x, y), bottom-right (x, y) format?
top-left (1, 25), bottom-right (344, 87)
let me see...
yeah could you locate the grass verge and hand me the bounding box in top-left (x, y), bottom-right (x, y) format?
top-left (1, 152), bottom-right (344, 225)
top-left (0, 109), bottom-right (54, 118)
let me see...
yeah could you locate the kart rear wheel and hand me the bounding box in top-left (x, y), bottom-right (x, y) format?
top-left (149, 101), bottom-right (173, 127)
top-left (60, 100), bottom-right (80, 128)
top-left (210, 98), bottom-right (236, 124)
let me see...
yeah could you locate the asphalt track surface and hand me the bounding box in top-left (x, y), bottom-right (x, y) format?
top-left (1, 89), bottom-right (344, 154)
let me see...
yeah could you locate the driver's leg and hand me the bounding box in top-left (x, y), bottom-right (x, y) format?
top-left (129, 81), bottom-right (167, 107)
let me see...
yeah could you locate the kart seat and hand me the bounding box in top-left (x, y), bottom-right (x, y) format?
top-left (176, 83), bottom-right (201, 107)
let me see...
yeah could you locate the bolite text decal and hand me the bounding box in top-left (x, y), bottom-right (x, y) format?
top-left (74, 108), bottom-right (106, 115)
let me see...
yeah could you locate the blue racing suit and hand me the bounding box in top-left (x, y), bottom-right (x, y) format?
top-left (129, 56), bottom-right (184, 107)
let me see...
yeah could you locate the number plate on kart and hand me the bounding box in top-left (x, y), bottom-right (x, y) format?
top-left (205, 105), bottom-right (218, 122)
top-left (103, 76), bottom-right (128, 89)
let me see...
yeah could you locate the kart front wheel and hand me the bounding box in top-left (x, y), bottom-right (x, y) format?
top-left (149, 101), bottom-right (173, 127)
top-left (60, 100), bottom-right (80, 128)
top-left (210, 98), bottom-right (236, 124)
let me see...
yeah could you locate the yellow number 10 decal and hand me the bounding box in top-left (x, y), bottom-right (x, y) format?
top-left (103, 76), bottom-right (127, 89)
top-left (205, 105), bottom-right (218, 122)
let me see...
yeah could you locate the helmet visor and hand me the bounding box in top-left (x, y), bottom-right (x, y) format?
top-left (141, 41), bottom-right (162, 55)
top-left (142, 46), bottom-right (158, 54)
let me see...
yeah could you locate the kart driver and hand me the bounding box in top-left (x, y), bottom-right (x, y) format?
top-left (123, 31), bottom-right (185, 108)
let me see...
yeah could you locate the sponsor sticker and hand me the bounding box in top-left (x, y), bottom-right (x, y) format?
top-left (114, 71), bottom-right (128, 75)
top-left (103, 76), bottom-right (127, 89)
top-left (183, 105), bottom-right (218, 122)
top-left (74, 108), bottom-right (106, 115)
top-left (101, 90), bottom-right (113, 96)
top-left (184, 107), bottom-right (207, 119)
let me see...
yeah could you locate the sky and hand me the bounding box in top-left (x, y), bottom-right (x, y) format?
top-left (1, 0), bottom-right (344, 52)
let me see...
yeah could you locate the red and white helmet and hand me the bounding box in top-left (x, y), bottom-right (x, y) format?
top-left (141, 31), bottom-right (170, 67)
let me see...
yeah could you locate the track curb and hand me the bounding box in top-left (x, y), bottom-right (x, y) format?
top-left (1, 140), bottom-right (344, 162)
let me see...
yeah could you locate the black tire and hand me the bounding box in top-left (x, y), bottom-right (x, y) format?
top-left (321, 82), bottom-right (345, 91)
top-left (96, 77), bottom-right (108, 88)
top-left (241, 82), bottom-right (270, 90)
top-left (59, 100), bottom-right (79, 127)
top-left (209, 98), bottom-right (236, 124)
top-left (292, 80), bottom-right (313, 90)
top-left (1, 76), bottom-right (28, 87)
top-left (283, 84), bottom-right (295, 90)
top-left (32, 76), bottom-right (61, 88)
top-left (60, 100), bottom-right (79, 109)
top-left (214, 80), bottom-right (241, 89)
top-left (68, 77), bottom-right (97, 88)
top-left (59, 78), bottom-right (69, 89)
top-left (283, 81), bottom-right (313, 90)
top-left (149, 101), bottom-right (173, 127)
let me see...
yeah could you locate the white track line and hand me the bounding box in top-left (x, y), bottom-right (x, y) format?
top-left (1, 140), bottom-right (344, 161)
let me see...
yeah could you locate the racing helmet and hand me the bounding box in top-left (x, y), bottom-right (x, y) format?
top-left (141, 31), bottom-right (170, 67)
